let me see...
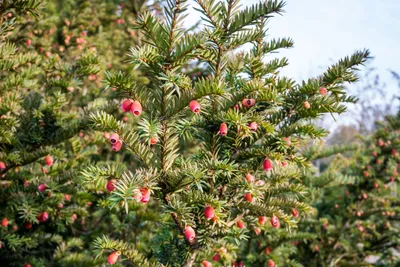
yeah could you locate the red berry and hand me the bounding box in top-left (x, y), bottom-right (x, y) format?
top-left (112, 140), bottom-right (123, 152)
top-left (71, 214), bottom-right (77, 222)
top-left (130, 101), bottom-right (142, 116)
top-left (212, 254), bottom-right (220, 262)
top-left (242, 98), bottom-right (255, 108)
top-left (25, 222), bottom-right (32, 229)
top-left (291, 208), bottom-right (299, 218)
top-left (184, 226), bottom-right (196, 241)
top-left (258, 216), bottom-right (267, 225)
top-left (237, 219), bottom-right (245, 229)
top-left (24, 264), bottom-right (31, 267)
top-left (283, 137), bottom-right (291, 146)
top-left (106, 179), bottom-right (116, 192)
top-left (268, 259), bottom-right (275, 267)
top-left (245, 173), bottom-right (255, 182)
top-left (202, 260), bottom-right (212, 267)
top-left (189, 100), bottom-right (201, 113)
top-left (392, 149), bottom-right (398, 156)
top-left (38, 184), bottom-right (47, 192)
top-left (244, 192), bottom-right (253, 202)
top-left (372, 151), bottom-right (377, 157)
top-left (303, 101), bottom-right (311, 109)
top-left (263, 158), bottom-right (273, 171)
top-left (219, 123), bottom-right (228, 136)
top-left (378, 139), bottom-right (384, 147)
top-left (234, 104), bottom-right (239, 110)
top-left (108, 251), bottom-right (121, 265)
top-left (254, 227), bottom-right (261, 235)
top-left (45, 155), bottom-right (53, 166)
top-left (150, 137), bottom-right (158, 145)
top-left (64, 194), bottom-right (71, 201)
top-left (104, 132), bottom-right (110, 139)
top-left (109, 133), bottom-right (119, 144)
top-left (314, 245), bottom-right (319, 252)
top-left (362, 193), bottom-right (368, 199)
top-left (255, 180), bottom-right (265, 186)
top-left (204, 205), bottom-right (215, 219)
top-left (0, 161), bottom-right (6, 170)
top-left (363, 171), bottom-right (369, 177)
top-left (270, 215), bottom-right (279, 228)
top-left (38, 211), bottom-right (49, 222)
top-left (281, 161), bottom-right (288, 167)
top-left (140, 188), bottom-right (150, 203)
top-left (264, 247), bottom-right (272, 255)
top-left (1, 218), bottom-right (8, 227)
top-left (319, 87), bottom-right (327, 95)
top-left (374, 183), bottom-right (379, 189)
top-left (249, 122), bottom-right (258, 131)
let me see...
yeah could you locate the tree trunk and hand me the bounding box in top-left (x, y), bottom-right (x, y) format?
top-left (182, 250), bottom-right (198, 267)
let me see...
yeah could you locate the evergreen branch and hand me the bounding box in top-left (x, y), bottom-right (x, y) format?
top-left (320, 49), bottom-right (371, 86)
top-left (228, 0), bottom-right (285, 33)
top-left (304, 143), bottom-right (360, 161)
top-left (93, 235), bottom-right (159, 267)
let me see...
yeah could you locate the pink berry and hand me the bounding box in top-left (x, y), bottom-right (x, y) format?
top-left (291, 208), bottom-right (299, 218)
top-left (1, 218), bottom-right (8, 227)
top-left (140, 188), bottom-right (150, 203)
top-left (38, 184), bottom-right (47, 192)
top-left (112, 140), bottom-right (122, 152)
top-left (319, 87), bottom-right (328, 95)
top-left (245, 173), bottom-right (255, 182)
top-left (268, 259), bottom-right (275, 267)
top-left (37, 211), bottom-right (49, 222)
top-left (242, 98), bottom-right (255, 108)
top-left (263, 158), bottom-right (273, 171)
top-left (45, 155), bottom-right (54, 166)
top-left (109, 133), bottom-right (119, 144)
top-left (219, 123), bottom-right (228, 136)
top-left (249, 122), bottom-right (258, 131)
top-left (270, 215), bottom-right (279, 228)
top-left (108, 251), bottom-right (121, 265)
top-left (184, 226), bottom-right (196, 241)
top-left (189, 100), bottom-right (200, 113)
top-left (204, 205), bottom-right (215, 219)
top-left (130, 101), bottom-right (142, 116)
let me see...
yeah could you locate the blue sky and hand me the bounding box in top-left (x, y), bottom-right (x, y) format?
top-left (185, 0), bottom-right (400, 129)
top-left (186, 0), bottom-right (400, 80)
